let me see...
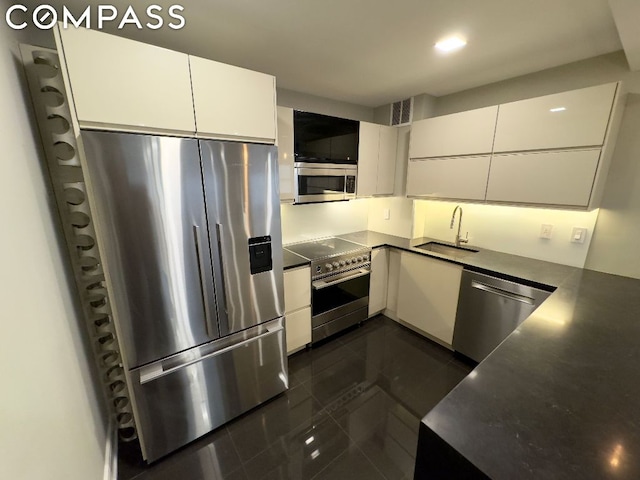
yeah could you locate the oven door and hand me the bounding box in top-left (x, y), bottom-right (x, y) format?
top-left (294, 164), bottom-right (356, 204)
top-left (311, 269), bottom-right (370, 329)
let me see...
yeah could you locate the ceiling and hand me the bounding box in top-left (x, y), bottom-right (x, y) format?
top-left (28, 0), bottom-right (631, 107)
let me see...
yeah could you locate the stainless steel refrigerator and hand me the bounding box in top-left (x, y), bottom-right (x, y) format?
top-left (81, 131), bottom-right (287, 462)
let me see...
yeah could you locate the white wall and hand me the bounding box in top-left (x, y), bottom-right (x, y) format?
top-left (432, 51), bottom-right (630, 116)
top-left (277, 87), bottom-right (374, 121)
top-left (367, 197), bottom-right (414, 238)
top-left (0, 28), bottom-right (107, 480)
top-left (281, 199), bottom-right (370, 244)
top-left (417, 201), bottom-right (599, 267)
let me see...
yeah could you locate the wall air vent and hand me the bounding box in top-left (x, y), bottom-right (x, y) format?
top-left (390, 97), bottom-right (413, 126)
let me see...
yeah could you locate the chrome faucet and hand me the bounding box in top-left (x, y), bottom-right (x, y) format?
top-left (450, 205), bottom-right (469, 247)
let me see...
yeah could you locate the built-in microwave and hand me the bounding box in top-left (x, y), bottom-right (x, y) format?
top-left (294, 110), bottom-right (359, 164)
top-left (294, 163), bottom-right (357, 204)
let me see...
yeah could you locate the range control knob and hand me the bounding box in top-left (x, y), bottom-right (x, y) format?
top-left (357, 256), bottom-right (363, 262)
top-left (325, 263), bottom-right (333, 271)
top-left (352, 257), bottom-right (358, 264)
top-left (339, 260), bottom-right (346, 267)
top-left (345, 258), bottom-right (352, 265)
top-left (332, 262), bottom-right (340, 269)
top-left (362, 254), bottom-right (369, 262)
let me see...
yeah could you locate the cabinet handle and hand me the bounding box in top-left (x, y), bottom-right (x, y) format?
top-left (312, 269), bottom-right (370, 290)
top-left (471, 280), bottom-right (534, 305)
top-left (193, 225), bottom-right (215, 337)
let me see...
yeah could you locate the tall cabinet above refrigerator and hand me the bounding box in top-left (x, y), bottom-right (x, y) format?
top-left (81, 131), bottom-right (287, 462)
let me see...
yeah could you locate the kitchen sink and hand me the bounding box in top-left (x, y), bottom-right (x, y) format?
top-left (415, 241), bottom-right (479, 257)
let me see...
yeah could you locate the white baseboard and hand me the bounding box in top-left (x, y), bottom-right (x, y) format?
top-left (103, 420), bottom-right (118, 480)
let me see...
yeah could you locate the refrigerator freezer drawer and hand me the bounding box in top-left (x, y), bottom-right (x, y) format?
top-left (130, 318), bottom-right (287, 462)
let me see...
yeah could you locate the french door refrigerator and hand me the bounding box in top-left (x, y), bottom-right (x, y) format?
top-left (81, 131), bottom-right (287, 462)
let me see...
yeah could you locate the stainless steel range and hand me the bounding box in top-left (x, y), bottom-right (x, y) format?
top-left (285, 238), bottom-right (371, 342)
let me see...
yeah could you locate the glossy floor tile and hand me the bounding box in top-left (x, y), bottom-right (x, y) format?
top-left (118, 316), bottom-right (475, 480)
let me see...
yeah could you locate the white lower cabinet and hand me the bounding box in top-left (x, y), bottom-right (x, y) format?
top-left (368, 248), bottom-right (388, 316)
top-left (284, 266), bottom-right (311, 354)
top-left (285, 307), bottom-right (311, 355)
top-left (396, 251), bottom-right (462, 346)
top-left (486, 149), bottom-right (601, 207)
top-left (385, 249), bottom-right (402, 318)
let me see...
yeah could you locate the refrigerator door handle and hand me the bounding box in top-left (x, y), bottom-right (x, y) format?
top-left (138, 320), bottom-right (284, 384)
top-left (215, 223), bottom-right (230, 314)
top-left (193, 225), bottom-right (215, 337)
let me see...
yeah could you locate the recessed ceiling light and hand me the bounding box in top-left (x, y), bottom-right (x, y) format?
top-left (435, 36), bottom-right (467, 52)
top-left (549, 107), bottom-right (566, 112)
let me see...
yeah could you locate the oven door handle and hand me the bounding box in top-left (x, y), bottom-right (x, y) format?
top-left (312, 268), bottom-right (370, 290)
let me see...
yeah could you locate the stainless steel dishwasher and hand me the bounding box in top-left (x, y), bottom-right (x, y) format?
top-left (452, 270), bottom-right (552, 362)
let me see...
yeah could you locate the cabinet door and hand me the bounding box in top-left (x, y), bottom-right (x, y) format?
top-left (486, 149), bottom-right (601, 207)
top-left (55, 26), bottom-right (195, 134)
top-left (406, 156), bottom-right (490, 200)
top-left (369, 248), bottom-right (389, 316)
top-left (286, 307), bottom-right (311, 354)
top-left (386, 249), bottom-right (401, 317)
top-left (493, 83), bottom-right (618, 153)
top-left (357, 122), bottom-right (380, 197)
top-left (277, 107), bottom-right (294, 202)
top-left (409, 106), bottom-right (498, 159)
top-left (190, 56), bottom-right (276, 143)
top-left (284, 267), bottom-right (311, 313)
top-left (397, 252), bottom-right (462, 345)
top-left (376, 126), bottom-right (398, 195)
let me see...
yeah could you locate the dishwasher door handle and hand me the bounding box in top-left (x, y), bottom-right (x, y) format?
top-left (471, 280), bottom-right (535, 305)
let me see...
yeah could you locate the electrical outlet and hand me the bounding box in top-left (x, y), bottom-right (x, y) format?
top-left (571, 227), bottom-right (587, 244)
top-left (540, 224), bottom-right (553, 239)
top-left (383, 208), bottom-right (390, 220)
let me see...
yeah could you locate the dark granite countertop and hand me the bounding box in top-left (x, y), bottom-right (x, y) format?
top-left (282, 248), bottom-right (309, 271)
top-left (333, 231), bottom-right (640, 478)
top-left (417, 268), bottom-right (640, 479)
top-left (337, 230), bottom-right (578, 289)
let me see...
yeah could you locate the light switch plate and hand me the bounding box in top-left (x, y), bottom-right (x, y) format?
top-left (571, 227), bottom-right (587, 243)
top-left (540, 224), bottom-right (553, 239)
top-left (383, 208), bottom-right (390, 220)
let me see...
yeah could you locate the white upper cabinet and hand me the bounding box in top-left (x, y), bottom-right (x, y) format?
top-left (357, 123), bottom-right (398, 197)
top-left (277, 107), bottom-right (295, 202)
top-left (377, 126), bottom-right (398, 195)
top-left (409, 106), bottom-right (498, 159)
top-left (55, 25), bottom-right (195, 135)
top-left (406, 155), bottom-right (490, 200)
top-left (190, 55), bottom-right (276, 143)
top-left (357, 122), bottom-right (380, 197)
top-left (486, 149), bottom-right (601, 207)
top-left (493, 83), bottom-right (618, 153)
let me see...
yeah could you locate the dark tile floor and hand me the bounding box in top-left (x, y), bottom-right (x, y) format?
top-left (118, 316), bottom-right (475, 480)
